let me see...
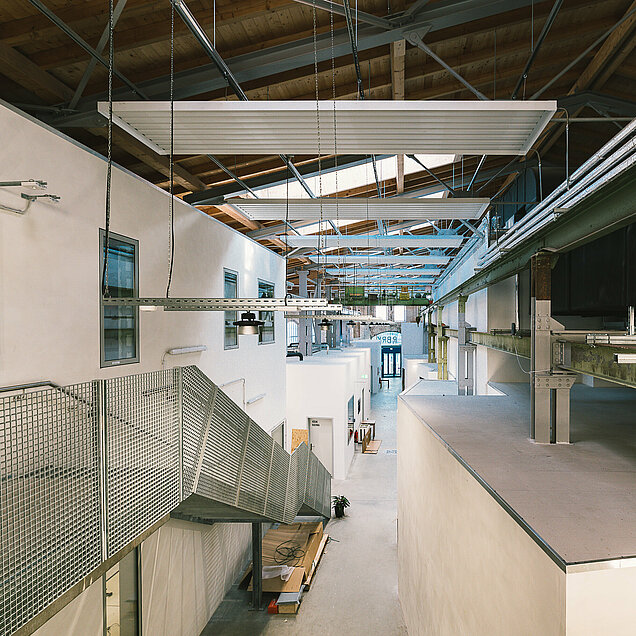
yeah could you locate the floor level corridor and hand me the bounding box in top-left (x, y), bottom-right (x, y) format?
top-left (203, 379), bottom-right (407, 635)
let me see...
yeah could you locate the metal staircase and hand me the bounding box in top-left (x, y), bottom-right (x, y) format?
top-left (0, 366), bottom-right (330, 636)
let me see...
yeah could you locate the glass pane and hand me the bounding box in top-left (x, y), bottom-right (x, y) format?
top-left (224, 271), bottom-right (238, 348)
top-left (103, 236), bottom-right (137, 363)
top-left (258, 281), bottom-right (275, 343)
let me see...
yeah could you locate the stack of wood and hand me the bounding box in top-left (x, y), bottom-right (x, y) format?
top-left (243, 521), bottom-right (329, 614)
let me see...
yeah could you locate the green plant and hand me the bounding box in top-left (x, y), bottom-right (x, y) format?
top-left (332, 495), bottom-right (350, 518)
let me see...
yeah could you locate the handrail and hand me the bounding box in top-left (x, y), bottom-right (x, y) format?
top-left (0, 380), bottom-right (61, 394)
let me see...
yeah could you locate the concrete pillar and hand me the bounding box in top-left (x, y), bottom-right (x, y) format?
top-left (427, 307), bottom-right (436, 363)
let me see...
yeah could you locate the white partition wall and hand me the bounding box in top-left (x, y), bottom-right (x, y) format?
top-left (0, 101), bottom-right (286, 636)
top-left (286, 354), bottom-right (361, 479)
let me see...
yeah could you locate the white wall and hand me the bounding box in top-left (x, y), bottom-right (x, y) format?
top-left (565, 563), bottom-right (636, 635)
top-left (1, 102), bottom-right (285, 635)
top-left (32, 579), bottom-right (103, 636)
top-left (0, 101), bottom-right (286, 433)
top-left (398, 398), bottom-right (566, 635)
top-left (400, 322), bottom-right (425, 363)
top-left (350, 338), bottom-right (382, 394)
top-left (286, 355), bottom-right (360, 479)
top-left (141, 519), bottom-right (250, 636)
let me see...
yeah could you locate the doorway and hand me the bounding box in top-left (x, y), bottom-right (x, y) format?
top-left (382, 346), bottom-right (401, 377)
top-left (308, 417), bottom-right (333, 475)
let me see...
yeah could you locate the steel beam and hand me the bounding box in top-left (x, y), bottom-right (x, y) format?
top-left (510, 0), bottom-right (563, 100)
top-left (68, 0), bottom-right (128, 109)
top-left (45, 0), bottom-right (537, 126)
top-left (171, 0), bottom-right (317, 201)
top-left (435, 164), bottom-right (636, 305)
top-left (26, 0), bottom-right (147, 99)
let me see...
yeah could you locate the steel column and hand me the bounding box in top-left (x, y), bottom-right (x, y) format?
top-left (298, 271), bottom-right (313, 357)
top-left (457, 295), bottom-right (475, 395)
top-left (251, 523), bottom-right (263, 610)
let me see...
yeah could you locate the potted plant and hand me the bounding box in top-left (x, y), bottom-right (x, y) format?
top-left (332, 495), bottom-right (350, 518)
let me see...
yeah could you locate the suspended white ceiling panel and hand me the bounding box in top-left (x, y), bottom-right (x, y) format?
top-left (326, 268), bottom-right (441, 276)
top-left (98, 100), bottom-right (557, 156)
top-left (282, 235), bottom-right (463, 248)
top-left (309, 255), bottom-right (450, 265)
top-left (227, 197), bottom-right (489, 221)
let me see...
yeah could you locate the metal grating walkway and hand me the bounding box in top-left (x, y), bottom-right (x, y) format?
top-left (0, 366), bottom-right (330, 636)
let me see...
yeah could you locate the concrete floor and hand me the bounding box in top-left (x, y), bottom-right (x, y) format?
top-left (401, 381), bottom-right (636, 563)
top-left (201, 379), bottom-right (407, 635)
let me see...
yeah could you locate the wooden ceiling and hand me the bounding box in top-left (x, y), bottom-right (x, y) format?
top-left (1, 0), bottom-right (635, 287)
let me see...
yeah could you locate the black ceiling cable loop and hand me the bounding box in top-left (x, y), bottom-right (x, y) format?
top-left (102, 0), bottom-right (114, 298)
top-left (166, 1), bottom-right (175, 298)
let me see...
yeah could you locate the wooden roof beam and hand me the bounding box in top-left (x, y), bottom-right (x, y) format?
top-left (0, 40), bottom-right (73, 102)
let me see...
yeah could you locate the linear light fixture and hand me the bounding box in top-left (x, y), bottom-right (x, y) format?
top-left (325, 268), bottom-right (441, 276)
top-left (227, 197), bottom-right (489, 221)
top-left (309, 255), bottom-right (451, 265)
top-left (335, 278), bottom-right (437, 284)
top-left (98, 100), bottom-right (556, 156)
top-left (102, 297), bottom-right (341, 311)
top-left (282, 235), bottom-right (463, 249)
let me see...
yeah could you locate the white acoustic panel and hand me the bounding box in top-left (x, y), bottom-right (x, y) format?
top-left (98, 100), bottom-right (557, 156)
top-left (326, 268), bottom-right (441, 276)
top-left (227, 197), bottom-right (489, 220)
top-left (282, 235), bottom-right (463, 248)
top-left (309, 255), bottom-right (450, 265)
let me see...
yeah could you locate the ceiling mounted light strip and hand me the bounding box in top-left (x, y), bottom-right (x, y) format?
top-left (102, 297), bottom-right (340, 311)
top-left (282, 235), bottom-right (463, 249)
top-left (334, 278), bottom-right (437, 284)
top-left (227, 197), bottom-right (489, 221)
top-left (325, 268), bottom-right (441, 276)
top-left (309, 255), bottom-right (450, 265)
top-left (98, 100), bottom-right (557, 156)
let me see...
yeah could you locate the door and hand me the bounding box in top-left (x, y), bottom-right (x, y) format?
top-left (382, 345), bottom-right (402, 377)
top-left (308, 417), bottom-right (333, 475)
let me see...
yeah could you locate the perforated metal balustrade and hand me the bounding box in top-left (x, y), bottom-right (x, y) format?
top-left (0, 366), bottom-right (330, 636)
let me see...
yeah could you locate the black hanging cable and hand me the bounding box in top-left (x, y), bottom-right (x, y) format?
top-left (102, 0), bottom-right (114, 297)
top-left (166, 2), bottom-right (175, 297)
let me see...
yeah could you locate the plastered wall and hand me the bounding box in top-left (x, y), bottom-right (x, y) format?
top-left (1, 102), bottom-right (285, 635)
top-left (397, 398), bottom-right (566, 636)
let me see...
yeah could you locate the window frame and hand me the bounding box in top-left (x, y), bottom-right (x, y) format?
top-left (257, 278), bottom-right (276, 345)
top-left (99, 229), bottom-right (140, 368)
top-left (223, 268), bottom-right (239, 350)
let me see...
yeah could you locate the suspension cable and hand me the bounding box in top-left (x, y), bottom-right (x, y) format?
top-left (166, 2), bottom-right (175, 297)
top-left (102, 0), bottom-right (114, 297)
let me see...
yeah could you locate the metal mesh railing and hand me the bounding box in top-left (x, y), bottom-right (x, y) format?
top-left (0, 383), bottom-right (101, 636)
top-left (1, 365), bottom-right (330, 635)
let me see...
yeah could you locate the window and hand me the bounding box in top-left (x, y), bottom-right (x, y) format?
top-left (258, 279), bottom-right (275, 344)
top-left (100, 230), bottom-right (139, 367)
top-left (286, 319), bottom-right (299, 347)
top-left (224, 269), bottom-right (238, 349)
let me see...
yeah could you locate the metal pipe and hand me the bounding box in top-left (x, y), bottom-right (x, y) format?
top-left (511, 0), bottom-right (563, 99)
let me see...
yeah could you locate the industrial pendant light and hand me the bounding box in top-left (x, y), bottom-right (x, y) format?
top-left (346, 320), bottom-right (356, 327)
top-left (234, 311), bottom-right (264, 335)
top-left (319, 318), bottom-right (332, 332)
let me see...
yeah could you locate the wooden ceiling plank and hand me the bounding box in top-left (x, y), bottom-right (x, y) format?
top-left (0, 39), bottom-right (73, 102)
